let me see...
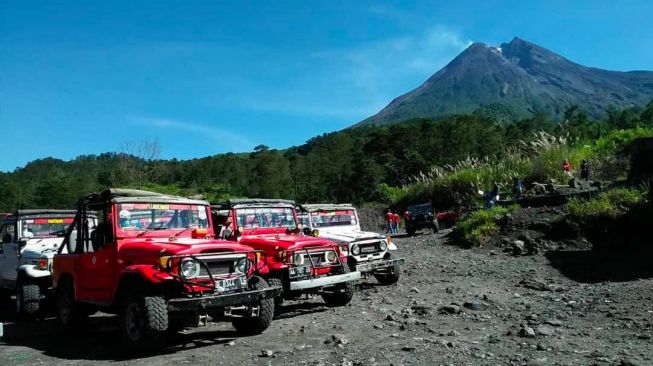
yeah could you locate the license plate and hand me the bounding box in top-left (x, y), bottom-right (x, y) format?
top-left (215, 277), bottom-right (245, 292)
top-left (289, 265), bottom-right (311, 278)
top-left (360, 246), bottom-right (378, 253)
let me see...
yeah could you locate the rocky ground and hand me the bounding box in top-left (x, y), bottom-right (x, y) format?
top-left (1, 229), bottom-right (651, 366)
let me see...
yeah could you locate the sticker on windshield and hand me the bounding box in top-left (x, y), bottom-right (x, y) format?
top-left (198, 208), bottom-right (207, 219)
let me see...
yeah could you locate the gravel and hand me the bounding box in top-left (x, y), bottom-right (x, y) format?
top-left (0, 230), bottom-right (651, 365)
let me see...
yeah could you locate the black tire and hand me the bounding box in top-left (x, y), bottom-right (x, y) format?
top-left (120, 290), bottom-right (168, 351)
top-left (406, 226), bottom-right (416, 236)
top-left (56, 279), bottom-right (88, 332)
top-left (321, 264), bottom-right (355, 307)
top-left (373, 253), bottom-right (401, 285)
top-left (265, 276), bottom-right (284, 316)
top-left (17, 281), bottom-right (41, 316)
top-left (232, 276), bottom-right (274, 335)
top-left (0, 288), bottom-right (11, 305)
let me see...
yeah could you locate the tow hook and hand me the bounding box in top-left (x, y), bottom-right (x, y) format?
top-left (197, 314), bottom-right (209, 327)
top-left (250, 306), bottom-right (260, 318)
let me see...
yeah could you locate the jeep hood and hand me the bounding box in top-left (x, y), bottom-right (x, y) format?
top-left (21, 237), bottom-right (64, 259)
top-left (239, 234), bottom-right (334, 251)
top-left (316, 228), bottom-right (386, 243)
top-left (118, 237), bottom-right (253, 258)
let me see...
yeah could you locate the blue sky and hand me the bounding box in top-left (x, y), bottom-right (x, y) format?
top-left (1, 0), bottom-right (652, 171)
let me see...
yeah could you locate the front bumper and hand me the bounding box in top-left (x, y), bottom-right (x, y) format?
top-left (167, 286), bottom-right (281, 312)
top-left (289, 271), bottom-right (361, 291)
top-left (356, 258), bottom-right (405, 273)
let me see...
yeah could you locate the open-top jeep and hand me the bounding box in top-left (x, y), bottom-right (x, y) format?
top-left (0, 210), bottom-right (91, 315)
top-left (298, 204), bottom-right (404, 285)
top-left (405, 202), bottom-right (439, 236)
top-left (52, 189), bottom-right (280, 351)
top-left (211, 199), bottom-right (360, 309)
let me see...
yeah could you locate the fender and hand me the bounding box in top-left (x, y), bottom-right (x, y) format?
top-left (121, 264), bottom-right (175, 284)
top-left (17, 264), bottom-right (51, 280)
top-left (265, 256), bottom-right (289, 272)
top-left (388, 243), bottom-right (398, 251)
top-left (254, 258), bottom-right (271, 275)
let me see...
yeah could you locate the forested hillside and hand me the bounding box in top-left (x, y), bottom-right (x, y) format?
top-left (1, 101), bottom-right (652, 211)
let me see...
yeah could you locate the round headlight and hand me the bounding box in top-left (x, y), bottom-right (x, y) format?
top-left (180, 259), bottom-right (201, 279)
top-left (235, 258), bottom-right (250, 274)
top-left (379, 240), bottom-right (388, 251)
top-left (293, 253), bottom-right (305, 265)
top-left (325, 251), bottom-right (337, 263)
top-left (351, 244), bottom-right (360, 256)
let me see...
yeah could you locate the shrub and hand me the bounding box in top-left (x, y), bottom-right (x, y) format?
top-left (567, 188), bottom-right (645, 218)
top-left (593, 128), bottom-right (653, 158)
top-left (456, 205), bottom-right (517, 246)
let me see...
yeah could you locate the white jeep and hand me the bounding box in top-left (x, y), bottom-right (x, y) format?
top-left (298, 204), bottom-right (404, 285)
top-left (0, 209), bottom-right (94, 315)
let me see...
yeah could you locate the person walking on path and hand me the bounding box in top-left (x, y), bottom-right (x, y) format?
top-left (512, 177), bottom-right (523, 200)
top-left (393, 211), bottom-right (401, 234)
top-left (385, 209), bottom-right (394, 234)
top-left (485, 183), bottom-right (499, 209)
top-left (580, 160), bottom-right (590, 180)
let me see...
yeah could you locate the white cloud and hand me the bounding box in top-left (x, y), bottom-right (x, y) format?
top-left (206, 25), bottom-right (471, 123)
top-left (306, 25), bottom-right (471, 115)
top-left (130, 116), bottom-right (254, 151)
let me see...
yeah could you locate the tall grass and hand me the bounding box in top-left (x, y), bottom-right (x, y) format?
top-left (393, 128), bottom-right (653, 209)
top-left (567, 188), bottom-right (645, 218)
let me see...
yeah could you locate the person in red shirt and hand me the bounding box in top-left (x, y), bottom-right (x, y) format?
top-left (393, 211), bottom-right (401, 234)
top-left (562, 159), bottom-right (572, 176)
top-left (385, 209), bottom-right (394, 234)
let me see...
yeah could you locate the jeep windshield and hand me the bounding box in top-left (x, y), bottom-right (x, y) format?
top-left (235, 207), bottom-right (296, 229)
top-left (310, 210), bottom-right (357, 228)
top-left (21, 217), bottom-right (75, 238)
top-left (117, 203), bottom-right (209, 231)
top-left (408, 203), bottom-right (433, 215)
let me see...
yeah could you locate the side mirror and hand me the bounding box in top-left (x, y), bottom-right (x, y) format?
top-left (18, 238), bottom-right (28, 249)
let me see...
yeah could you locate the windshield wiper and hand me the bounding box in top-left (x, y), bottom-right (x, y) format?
top-left (136, 226), bottom-right (168, 237)
top-left (171, 225), bottom-right (199, 238)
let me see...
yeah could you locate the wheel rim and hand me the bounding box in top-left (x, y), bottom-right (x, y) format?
top-left (124, 302), bottom-right (145, 341)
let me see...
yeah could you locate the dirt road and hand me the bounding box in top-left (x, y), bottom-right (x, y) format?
top-left (1, 231), bottom-right (651, 365)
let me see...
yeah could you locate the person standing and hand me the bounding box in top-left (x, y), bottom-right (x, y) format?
top-left (221, 217), bottom-right (234, 239)
top-left (580, 160), bottom-right (590, 180)
top-left (385, 209), bottom-right (394, 234)
top-left (393, 211), bottom-right (401, 234)
top-left (562, 159), bottom-right (572, 176)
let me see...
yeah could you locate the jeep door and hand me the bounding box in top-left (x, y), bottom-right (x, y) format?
top-left (0, 219), bottom-right (19, 289)
top-left (76, 207), bottom-right (114, 303)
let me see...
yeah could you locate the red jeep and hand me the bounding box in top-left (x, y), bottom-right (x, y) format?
top-left (52, 189), bottom-right (280, 351)
top-left (211, 199), bottom-right (360, 310)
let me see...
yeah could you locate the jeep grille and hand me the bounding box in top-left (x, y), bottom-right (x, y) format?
top-left (199, 260), bottom-right (233, 278)
top-left (357, 242), bottom-right (382, 254)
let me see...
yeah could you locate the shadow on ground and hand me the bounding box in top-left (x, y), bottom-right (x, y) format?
top-left (545, 249), bottom-right (653, 283)
top-left (274, 301), bottom-right (328, 320)
top-left (0, 312), bottom-right (243, 361)
top-left (0, 295), bottom-right (334, 361)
